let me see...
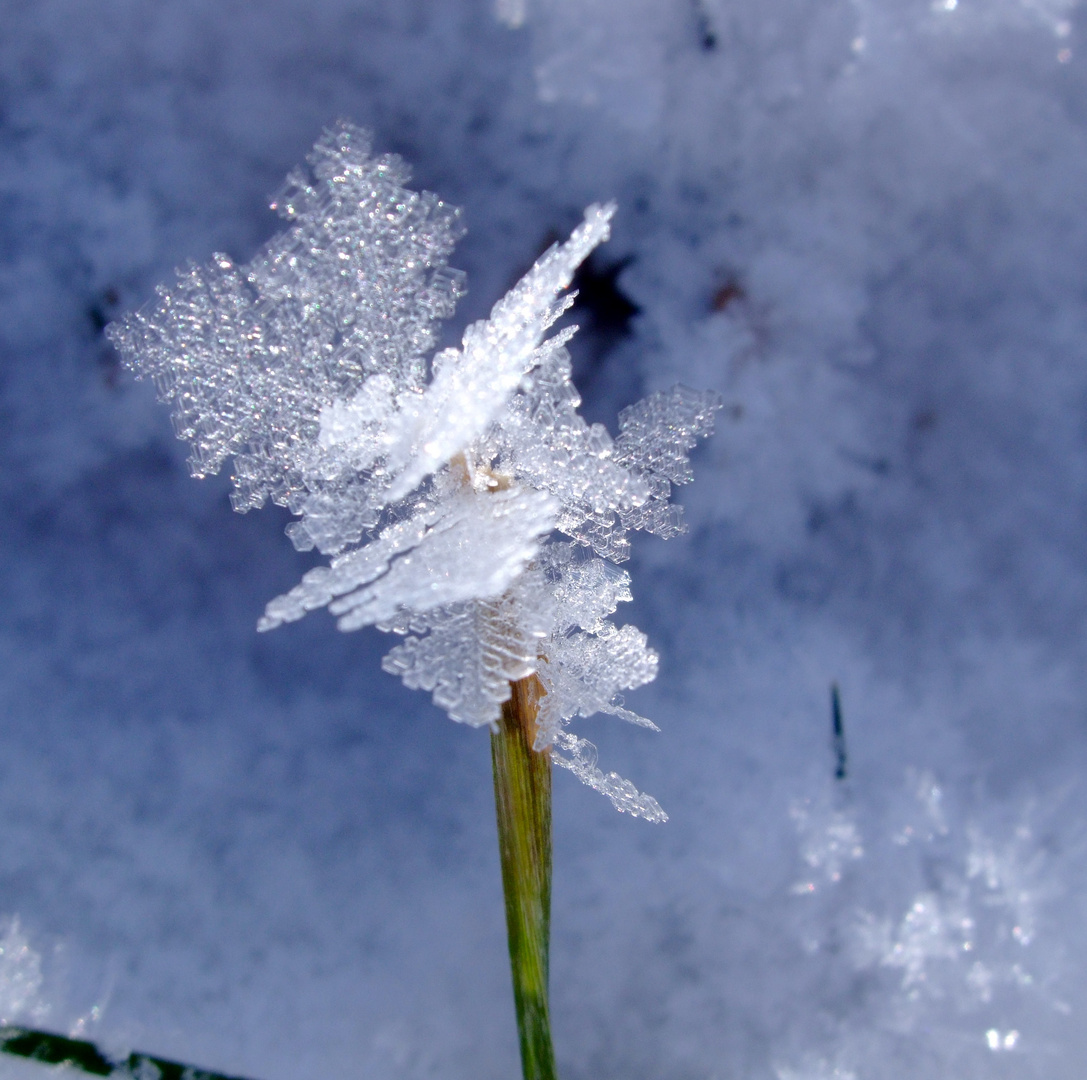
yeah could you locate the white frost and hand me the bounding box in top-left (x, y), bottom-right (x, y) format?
top-left (109, 122), bottom-right (718, 816)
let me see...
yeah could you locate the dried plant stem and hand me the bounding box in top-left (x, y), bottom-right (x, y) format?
top-left (491, 674), bottom-right (558, 1080)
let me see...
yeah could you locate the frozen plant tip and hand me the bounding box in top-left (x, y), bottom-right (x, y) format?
top-left (109, 120), bottom-right (718, 1080)
top-left (108, 120), bottom-right (719, 820)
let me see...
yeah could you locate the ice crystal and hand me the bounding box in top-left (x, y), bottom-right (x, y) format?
top-left (823, 774), bottom-right (1059, 1058)
top-left (789, 798), bottom-right (864, 893)
top-left (108, 121), bottom-right (719, 821)
top-left (0, 918), bottom-right (46, 1026)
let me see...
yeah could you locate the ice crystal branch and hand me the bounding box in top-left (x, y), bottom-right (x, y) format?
top-left (108, 121), bottom-right (719, 822)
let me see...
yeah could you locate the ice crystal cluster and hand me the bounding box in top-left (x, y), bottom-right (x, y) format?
top-left (108, 122), bottom-right (718, 822)
top-left (780, 770), bottom-right (1058, 1074)
top-left (0, 918), bottom-right (46, 1026)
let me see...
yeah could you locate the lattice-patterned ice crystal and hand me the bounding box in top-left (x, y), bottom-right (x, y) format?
top-left (380, 203), bottom-right (616, 503)
top-left (109, 122), bottom-right (720, 820)
top-left (381, 569), bottom-right (556, 726)
top-left (549, 730), bottom-right (667, 823)
top-left (258, 481), bottom-right (557, 634)
top-left (107, 121), bottom-right (464, 515)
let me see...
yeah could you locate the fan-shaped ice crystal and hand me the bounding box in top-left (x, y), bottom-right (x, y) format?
top-left (381, 568), bottom-right (556, 726)
top-left (108, 122), bottom-right (720, 819)
top-left (107, 121), bottom-right (465, 519)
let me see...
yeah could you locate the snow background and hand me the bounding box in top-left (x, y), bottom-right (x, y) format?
top-left (2, 0), bottom-right (1087, 1076)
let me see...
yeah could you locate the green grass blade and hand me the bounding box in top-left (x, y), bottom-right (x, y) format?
top-left (0, 1025), bottom-right (254, 1080)
top-left (491, 675), bottom-right (558, 1080)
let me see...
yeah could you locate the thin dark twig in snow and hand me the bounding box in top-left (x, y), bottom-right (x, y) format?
top-left (831, 681), bottom-right (848, 782)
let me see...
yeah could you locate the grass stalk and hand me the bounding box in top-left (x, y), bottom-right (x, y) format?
top-left (491, 674), bottom-right (558, 1080)
top-left (0, 1025), bottom-right (250, 1079)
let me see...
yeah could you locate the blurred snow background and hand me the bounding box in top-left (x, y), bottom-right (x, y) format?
top-left (2, 0), bottom-right (1087, 1076)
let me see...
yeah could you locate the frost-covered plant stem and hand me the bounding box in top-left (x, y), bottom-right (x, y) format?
top-left (107, 122), bottom-right (719, 1073)
top-left (491, 674), bottom-right (558, 1080)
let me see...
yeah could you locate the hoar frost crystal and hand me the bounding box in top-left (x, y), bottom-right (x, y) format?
top-left (108, 122), bottom-right (719, 823)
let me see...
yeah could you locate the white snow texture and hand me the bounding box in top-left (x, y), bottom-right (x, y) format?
top-left (7, 0), bottom-right (1087, 1077)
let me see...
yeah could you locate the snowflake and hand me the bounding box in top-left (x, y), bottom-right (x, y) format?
top-left (108, 121), bottom-right (719, 822)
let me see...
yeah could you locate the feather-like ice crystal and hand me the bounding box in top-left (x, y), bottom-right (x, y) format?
top-left (108, 122), bottom-right (720, 821)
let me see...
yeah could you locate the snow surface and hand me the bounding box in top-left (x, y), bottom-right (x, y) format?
top-left (3, 0), bottom-right (1087, 1077)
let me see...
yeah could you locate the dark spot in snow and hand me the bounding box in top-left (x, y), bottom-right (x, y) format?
top-left (712, 278), bottom-right (746, 313)
top-left (88, 286), bottom-right (122, 387)
top-left (692, 0), bottom-right (718, 51)
top-left (571, 252), bottom-right (640, 339)
top-left (87, 286), bottom-right (120, 335)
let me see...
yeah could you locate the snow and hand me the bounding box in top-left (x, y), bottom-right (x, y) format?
top-left (3, 0), bottom-right (1087, 1077)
